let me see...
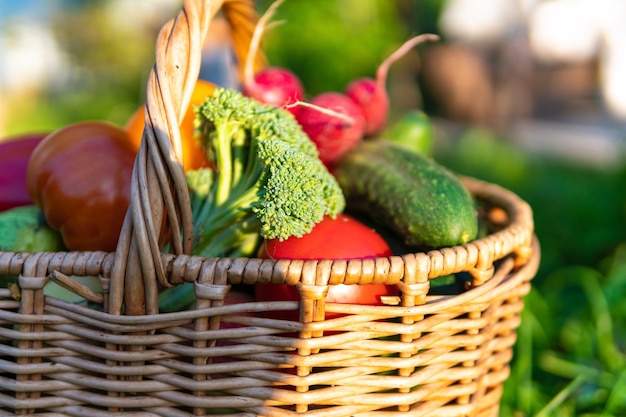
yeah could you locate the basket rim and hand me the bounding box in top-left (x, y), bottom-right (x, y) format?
top-left (0, 237), bottom-right (538, 326)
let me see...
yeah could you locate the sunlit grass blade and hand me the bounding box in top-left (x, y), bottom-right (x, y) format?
top-left (579, 273), bottom-right (625, 372)
top-left (605, 368), bottom-right (626, 413)
top-left (535, 374), bottom-right (587, 417)
top-left (540, 352), bottom-right (614, 387)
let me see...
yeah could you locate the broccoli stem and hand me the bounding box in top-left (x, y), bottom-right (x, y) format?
top-left (158, 215), bottom-right (261, 312)
top-left (194, 211), bottom-right (261, 258)
top-left (230, 127), bottom-right (249, 191)
top-left (186, 168), bottom-right (214, 216)
top-left (193, 174), bottom-right (261, 248)
top-left (214, 122), bottom-right (238, 205)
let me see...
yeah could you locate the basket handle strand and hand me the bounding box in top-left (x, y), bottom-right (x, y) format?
top-left (109, 0), bottom-right (263, 316)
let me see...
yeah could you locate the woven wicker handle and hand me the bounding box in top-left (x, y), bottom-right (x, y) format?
top-left (109, 0), bottom-right (263, 316)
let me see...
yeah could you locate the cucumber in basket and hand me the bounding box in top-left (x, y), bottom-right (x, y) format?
top-left (333, 139), bottom-right (478, 249)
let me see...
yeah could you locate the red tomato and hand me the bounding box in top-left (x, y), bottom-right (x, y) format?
top-left (125, 79), bottom-right (217, 173)
top-left (255, 214), bottom-right (398, 319)
top-left (26, 121), bottom-right (137, 252)
top-left (0, 133), bottom-right (47, 212)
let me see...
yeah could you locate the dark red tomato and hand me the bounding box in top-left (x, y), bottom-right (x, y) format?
top-left (26, 121), bottom-right (137, 252)
top-left (0, 133), bottom-right (48, 212)
top-left (255, 214), bottom-right (398, 319)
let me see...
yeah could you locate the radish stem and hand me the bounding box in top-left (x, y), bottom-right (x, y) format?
top-left (376, 33), bottom-right (440, 88)
top-left (243, 0), bottom-right (286, 89)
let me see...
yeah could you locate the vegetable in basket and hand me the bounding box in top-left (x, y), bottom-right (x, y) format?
top-left (289, 34), bottom-right (439, 167)
top-left (344, 33), bottom-right (439, 136)
top-left (125, 79), bottom-right (217, 173)
top-left (158, 87), bottom-right (345, 312)
top-left (0, 205), bottom-right (64, 253)
top-left (241, 0), bottom-right (305, 117)
top-left (333, 139), bottom-right (478, 249)
top-left (26, 121), bottom-right (136, 252)
top-left (295, 92), bottom-right (366, 167)
top-left (0, 133), bottom-right (47, 213)
top-left (0, 205), bottom-right (84, 302)
top-left (255, 213), bottom-right (398, 321)
top-left (382, 109), bottom-right (434, 156)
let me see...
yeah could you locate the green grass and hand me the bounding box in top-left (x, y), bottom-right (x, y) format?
top-left (438, 127), bottom-right (626, 416)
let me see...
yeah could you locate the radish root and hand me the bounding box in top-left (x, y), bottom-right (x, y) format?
top-left (285, 101), bottom-right (356, 125)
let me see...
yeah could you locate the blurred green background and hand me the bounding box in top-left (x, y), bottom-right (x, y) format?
top-left (2, 0), bottom-right (626, 415)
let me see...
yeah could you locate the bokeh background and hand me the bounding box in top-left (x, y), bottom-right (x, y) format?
top-left (2, 1), bottom-right (626, 415)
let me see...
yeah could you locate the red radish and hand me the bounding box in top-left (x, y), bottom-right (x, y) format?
top-left (345, 33), bottom-right (440, 136)
top-left (242, 0), bottom-right (305, 115)
top-left (344, 77), bottom-right (388, 137)
top-left (246, 67), bottom-right (305, 115)
top-left (294, 92), bottom-right (365, 166)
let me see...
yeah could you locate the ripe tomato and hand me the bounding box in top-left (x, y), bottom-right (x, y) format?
top-left (26, 121), bottom-right (137, 252)
top-left (0, 133), bottom-right (47, 212)
top-left (125, 79), bottom-right (217, 173)
top-left (255, 214), bottom-right (398, 319)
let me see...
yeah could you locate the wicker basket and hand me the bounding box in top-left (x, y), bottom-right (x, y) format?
top-left (0, 0), bottom-right (539, 415)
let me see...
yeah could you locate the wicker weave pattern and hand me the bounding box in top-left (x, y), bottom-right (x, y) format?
top-left (0, 0), bottom-right (539, 415)
top-left (0, 180), bottom-right (538, 416)
top-left (0, 245), bottom-right (537, 416)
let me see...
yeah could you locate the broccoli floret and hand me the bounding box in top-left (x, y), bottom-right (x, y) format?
top-left (158, 88), bottom-right (345, 312)
top-left (194, 86), bottom-right (345, 245)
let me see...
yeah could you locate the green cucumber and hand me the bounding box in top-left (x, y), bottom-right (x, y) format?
top-left (334, 140), bottom-right (478, 248)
